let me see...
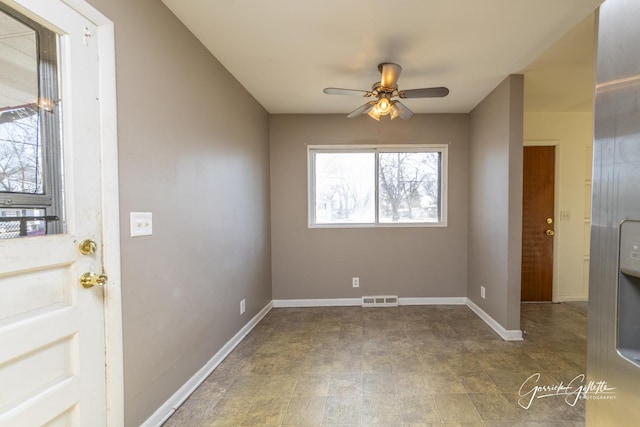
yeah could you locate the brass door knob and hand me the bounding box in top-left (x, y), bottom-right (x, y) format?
top-left (80, 272), bottom-right (108, 288)
top-left (78, 239), bottom-right (97, 255)
top-left (545, 229), bottom-right (555, 236)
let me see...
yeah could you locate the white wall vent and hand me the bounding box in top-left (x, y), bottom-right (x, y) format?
top-left (361, 295), bottom-right (399, 307)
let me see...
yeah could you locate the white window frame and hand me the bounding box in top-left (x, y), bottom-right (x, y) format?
top-left (308, 144), bottom-right (448, 228)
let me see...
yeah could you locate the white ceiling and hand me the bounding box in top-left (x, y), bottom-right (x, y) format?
top-left (161, 0), bottom-right (602, 115)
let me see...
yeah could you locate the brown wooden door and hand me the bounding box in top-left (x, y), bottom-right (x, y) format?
top-left (521, 146), bottom-right (555, 301)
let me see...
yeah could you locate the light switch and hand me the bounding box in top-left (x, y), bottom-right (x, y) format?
top-left (130, 212), bottom-right (152, 237)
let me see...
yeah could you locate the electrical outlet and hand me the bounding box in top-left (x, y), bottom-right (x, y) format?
top-left (352, 277), bottom-right (360, 288)
top-left (240, 299), bottom-right (245, 315)
top-left (130, 212), bottom-right (152, 237)
top-left (481, 286), bottom-right (486, 299)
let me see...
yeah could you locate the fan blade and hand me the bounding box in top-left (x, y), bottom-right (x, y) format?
top-left (392, 101), bottom-right (413, 120)
top-left (347, 101), bottom-right (377, 118)
top-left (399, 87), bottom-right (449, 98)
top-left (379, 63), bottom-right (402, 89)
top-left (324, 87), bottom-right (372, 96)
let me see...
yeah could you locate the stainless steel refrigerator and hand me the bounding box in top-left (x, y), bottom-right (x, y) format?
top-left (588, 0), bottom-right (640, 425)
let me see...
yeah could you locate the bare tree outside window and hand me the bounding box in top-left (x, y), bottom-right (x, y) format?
top-left (379, 152), bottom-right (440, 223)
top-left (0, 106), bottom-right (42, 194)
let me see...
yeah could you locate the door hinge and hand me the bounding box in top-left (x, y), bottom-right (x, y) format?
top-left (83, 26), bottom-right (95, 46)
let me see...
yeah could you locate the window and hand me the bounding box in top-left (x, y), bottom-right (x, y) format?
top-left (309, 145), bottom-right (447, 227)
top-left (0, 5), bottom-right (62, 238)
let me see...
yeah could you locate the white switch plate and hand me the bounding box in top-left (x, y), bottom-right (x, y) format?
top-left (130, 212), bottom-right (152, 237)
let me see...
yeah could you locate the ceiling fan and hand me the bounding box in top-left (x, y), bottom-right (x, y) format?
top-left (323, 62), bottom-right (449, 121)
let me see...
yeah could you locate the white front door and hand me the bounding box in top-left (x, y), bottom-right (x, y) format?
top-left (0, 1), bottom-right (114, 425)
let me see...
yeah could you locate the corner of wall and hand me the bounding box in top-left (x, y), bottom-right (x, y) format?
top-left (507, 74), bottom-right (524, 330)
top-left (467, 75), bottom-right (524, 332)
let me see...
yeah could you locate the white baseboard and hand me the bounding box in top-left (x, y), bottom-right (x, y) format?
top-left (272, 297), bottom-right (468, 308)
top-left (465, 299), bottom-right (523, 341)
top-left (141, 301), bottom-right (273, 427)
top-left (272, 298), bottom-right (361, 307)
top-left (555, 295), bottom-right (589, 302)
top-left (399, 297), bottom-right (466, 305)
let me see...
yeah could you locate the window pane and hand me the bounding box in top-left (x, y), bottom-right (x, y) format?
top-left (314, 152), bottom-right (375, 224)
top-left (0, 207), bottom-right (46, 239)
top-left (0, 10), bottom-right (42, 194)
top-left (378, 151), bottom-right (441, 223)
top-left (0, 109), bottom-right (42, 194)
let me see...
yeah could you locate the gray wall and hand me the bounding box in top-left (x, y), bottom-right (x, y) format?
top-left (86, 1), bottom-right (271, 425)
top-left (82, 0), bottom-right (526, 421)
top-left (270, 114), bottom-right (469, 300)
top-left (467, 75), bottom-right (524, 330)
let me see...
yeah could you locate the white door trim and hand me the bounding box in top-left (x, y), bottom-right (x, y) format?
top-left (61, 1), bottom-right (123, 425)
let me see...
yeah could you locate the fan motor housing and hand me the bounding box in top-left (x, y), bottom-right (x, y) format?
top-left (371, 81), bottom-right (397, 94)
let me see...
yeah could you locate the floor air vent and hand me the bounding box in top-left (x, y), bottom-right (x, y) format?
top-left (361, 295), bottom-right (399, 307)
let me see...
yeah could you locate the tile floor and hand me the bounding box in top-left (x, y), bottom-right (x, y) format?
top-left (163, 303), bottom-right (587, 426)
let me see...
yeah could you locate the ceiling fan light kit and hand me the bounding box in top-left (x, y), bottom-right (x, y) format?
top-left (323, 62), bottom-right (449, 121)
